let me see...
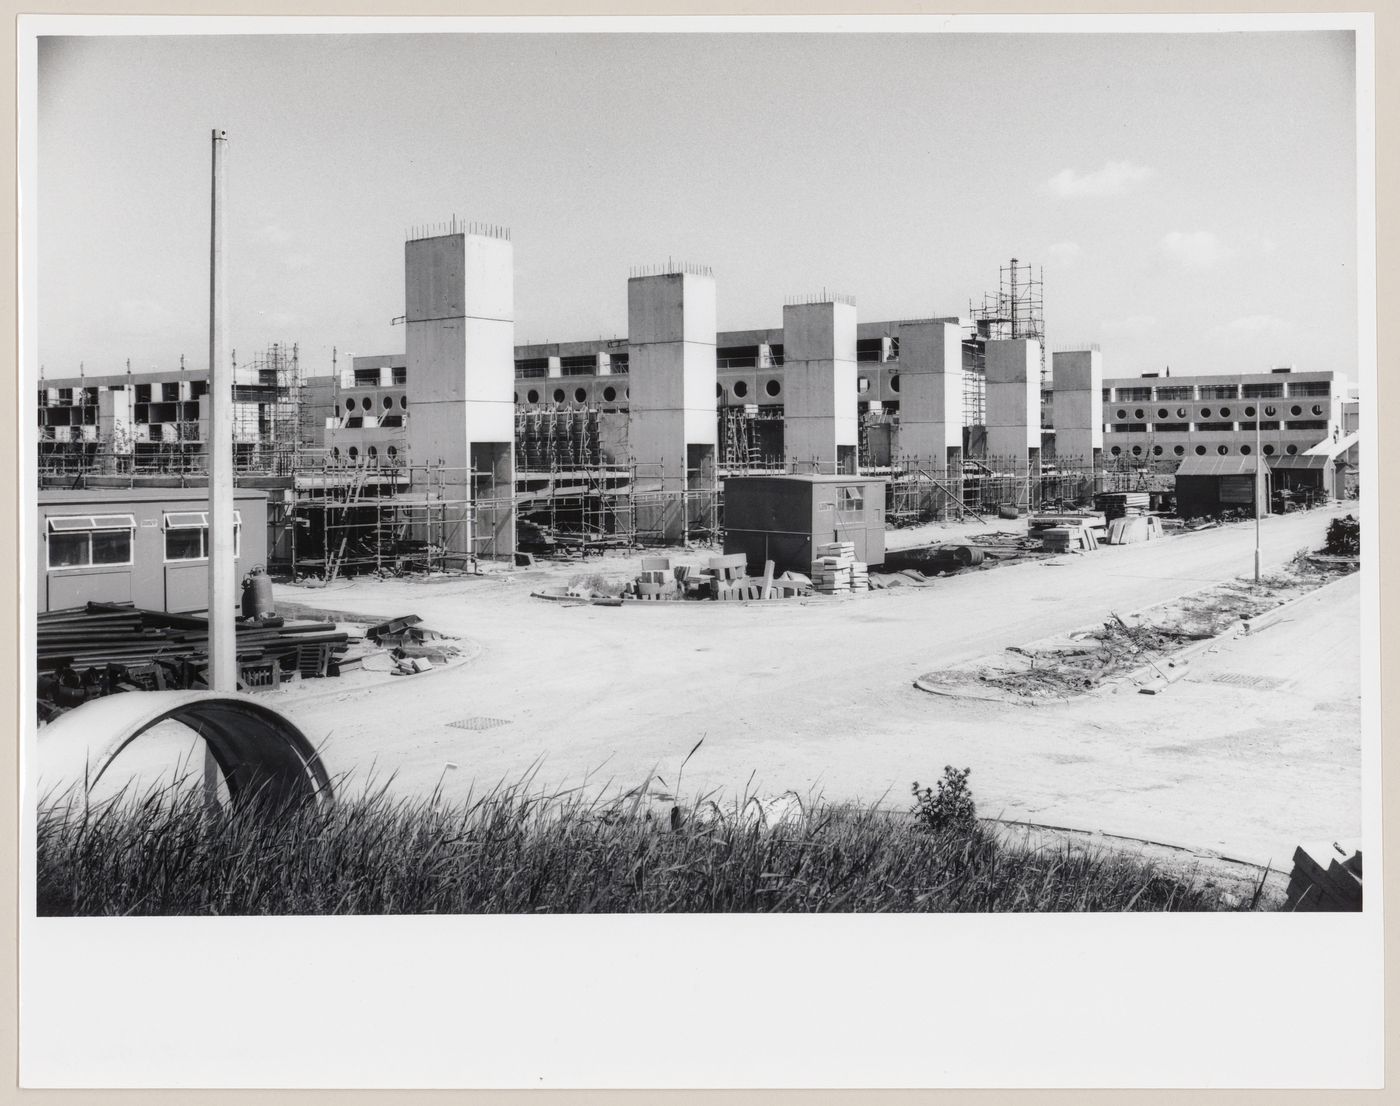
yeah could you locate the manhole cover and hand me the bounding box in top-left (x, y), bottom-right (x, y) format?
top-left (447, 717), bottom-right (511, 731)
top-left (1204, 672), bottom-right (1286, 690)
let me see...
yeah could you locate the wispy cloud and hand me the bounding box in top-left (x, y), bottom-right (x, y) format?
top-left (1046, 160), bottom-right (1152, 198)
top-left (1158, 230), bottom-right (1235, 270)
top-left (1047, 241), bottom-right (1081, 267)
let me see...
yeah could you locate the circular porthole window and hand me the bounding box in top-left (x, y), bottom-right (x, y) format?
top-left (1263, 444), bottom-right (1275, 456)
top-left (765, 379), bottom-right (781, 397)
top-left (1220, 406), bottom-right (1231, 418)
top-left (603, 386), bottom-right (617, 402)
top-left (527, 389), bottom-right (539, 403)
top-left (1290, 405), bottom-right (1302, 417)
top-left (1240, 444), bottom-right (1251, 456)
top-left (1244, 406), bottom-right (1256, 418)
top-left (332, 447), bottom-right (340, 460)
top-left (383, 396), bottom-right (394, 409)
top-left (716, 384), bottom-right (724, 398)
top-left (349, 446), bottom-right (359, 461)
top-left (1116, 409), bottom-right (1127, 420)
top-left (1174, 445), bottom-right (1185, 456)
top-left (1200, 407), bottom-right (1212, 419)
top-left (1195, 445), bottom-right (1207, 456)
top-left (513, 393), bottom-right (520, 404)
top-left (1152, 445), bottom-right (1163, 456)
top-left (1286, 444), bottom-right (1299, 455)
top-left (1311, 404), bottom-right (1323, 416)
top-left (1131, 445), bottom-right (1143, 456)
top-left (368, 446), bottom-right (377, 460)
top-left (1157, 408), bottom-right (1169, 420)
top-left (400, 395), bottom-right (408, 408)
top-left (553, 388), bottom-right (565, 403)
top-left (574, 387), bottom-right (587, 403)
top-left (733, 380), bottom-right (748, 398)
top-left (1110, 446), bottom-right (1122, 457)
top-left (1264, 405), bottom-right (1276, 418)
top-left (1177, 407), bottom-right (1188, 419)
top-left (1217, 445), bottom-right (1229, 455)
top-left (387, 446), bottom-right (397, 460)
top-left (890, 375), bottom-right (901, 393)
top-left (1134, 408), bottom-right (1145, 420)
top-left (345, 398), bottom-right (356, 412)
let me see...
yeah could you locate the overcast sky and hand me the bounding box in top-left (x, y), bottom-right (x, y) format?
top-left (35, 29), bottom-right (1358, 381)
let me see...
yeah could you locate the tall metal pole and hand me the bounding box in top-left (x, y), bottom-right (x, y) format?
top-left (208, 128), bottom-right (235, 692)
top-left (1260, 403), bottom-right (1271, 585)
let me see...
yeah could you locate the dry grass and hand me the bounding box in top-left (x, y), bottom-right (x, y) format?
top-left (37, 767), bottom-right (1262, 915)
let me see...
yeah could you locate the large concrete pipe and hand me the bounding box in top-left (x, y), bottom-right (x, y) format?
top-left (38, 690), bottom-right (332, 807)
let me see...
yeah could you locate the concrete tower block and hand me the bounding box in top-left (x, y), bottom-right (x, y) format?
top-left (1052, 349), bottom-right (1104, 468)
top-left (627, 270), bottom-right (718, 542)
top-left (405, 229), bottom-right (516, 558)
top-left (897, 320), bottom-right (963, 462)
top-left (985, 339), bottom-right (1041, 465)
top-left (782, 300), bottom-right (858, 473)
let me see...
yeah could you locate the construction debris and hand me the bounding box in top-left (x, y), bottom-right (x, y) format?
top-left (811, 542), bottom-right (868, 595)
top-left (36, 602), bottom-right (351, 720)
top-left (1283, 840), bottom-right (1362, 911)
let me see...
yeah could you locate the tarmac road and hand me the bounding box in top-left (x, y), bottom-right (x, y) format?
top-left (261, 502), bottom-right (1362, 864)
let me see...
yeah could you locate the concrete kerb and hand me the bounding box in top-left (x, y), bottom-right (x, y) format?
top-left (1123, 567), bottom-right (1359, 696)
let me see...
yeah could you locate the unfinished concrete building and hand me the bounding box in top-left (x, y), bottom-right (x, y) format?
top-left (626, 265), bottom-right (718, 542)
top-left (984, 338), bottom-right (1043, 472)
top-left (780, 297), bottom-right (858, 474)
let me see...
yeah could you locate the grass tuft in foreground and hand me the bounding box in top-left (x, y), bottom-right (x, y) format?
top-left (38, 772), bottom-right (1260, 916)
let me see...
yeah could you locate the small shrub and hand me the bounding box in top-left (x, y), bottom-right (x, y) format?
top-left (911, 766), bottom-right (977, 834)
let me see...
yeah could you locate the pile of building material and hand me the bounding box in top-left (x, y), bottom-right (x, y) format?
top-left (366, 614), bottom-right (461, 667)
top-left (619, 554), bottom-right (812, 602)
top-left (1283, 840), bottom-right (1362, 911)
top-left (36, 602), bottom-right (351, 719)
top-left (1029, 511), bottom-right (1107, 542)
top-left (1040, 523), bottom-right (1100, 554)
top-left (1093, 491), bottom-right (1151, 522)
top-left (1105, 514), bottom-right (1165, 545)
top-left (811, 542), bottom-right (868, 595)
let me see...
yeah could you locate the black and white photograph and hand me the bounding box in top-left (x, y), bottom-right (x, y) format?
top-left (18, 11), bottom-right (1383, 1090)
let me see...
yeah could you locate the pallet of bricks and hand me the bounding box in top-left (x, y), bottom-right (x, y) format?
top-left (811, 542), bottom-right (868, 595)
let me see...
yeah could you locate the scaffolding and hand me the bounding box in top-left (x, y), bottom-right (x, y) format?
top-left (970, 257), bottom-right (1047, 388)
top-left (885, 454), bottom-right (1099, 526)
top-left (719, 405), bottom-right (785, 475)
top-left (233, 342), bottom-right (302, 476)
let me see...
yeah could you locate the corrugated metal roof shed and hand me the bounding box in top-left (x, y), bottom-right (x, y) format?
top-left (1174, 455), bottom-right (1261, 477)
top-left (1268, 454), bottom-right (1332, 470)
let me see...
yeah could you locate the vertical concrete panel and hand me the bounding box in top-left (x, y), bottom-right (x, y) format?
top-left (897, 321), bottom-right (963, 461)
top-left (782, 301), bottom-right (858, 471)
top-left (627, 271), bottom-right (717, 541)
top-left (405, 230), bottom-right (516, 557)
top-left (1052, 349), bottom-right (1104, 467)
top-left (985, 339), bottom-right (1041, 463)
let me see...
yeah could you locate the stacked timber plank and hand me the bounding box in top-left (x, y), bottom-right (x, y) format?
top-left (811, 542), bottom-right (868, 595)
top-left (1093, 491), bottom-right (1151, 522)
top-left (1283, 840), bottom-right (1362, 912)
top-left (1040, 524), bottom-right (1100, 554)
top-left (36, 602), bottom-right (350, 718)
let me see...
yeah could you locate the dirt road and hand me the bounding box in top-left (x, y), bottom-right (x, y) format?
top-left (269, 505), bottom-right (1360, 864)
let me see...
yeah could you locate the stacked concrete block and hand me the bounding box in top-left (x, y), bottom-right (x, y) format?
top-left (782, 300), bottom-right (858, 474)
top-left (812, 541), bottom-right (864, 594)
top-left (1052, 349), bottom-right (1104, 468)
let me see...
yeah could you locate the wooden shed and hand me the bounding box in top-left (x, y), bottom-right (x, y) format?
top-left (722, 474), bottom-right (887, 576)
top-left (1173, 455), bottom-right (1271, 519)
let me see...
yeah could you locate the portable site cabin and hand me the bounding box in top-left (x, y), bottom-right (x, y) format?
top-left (37, 487), bottom-right (268, 614)
top-left (722, 474), bottom-right (887, 576)
top-left (1173, 455), bottom-right (1270, 519)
